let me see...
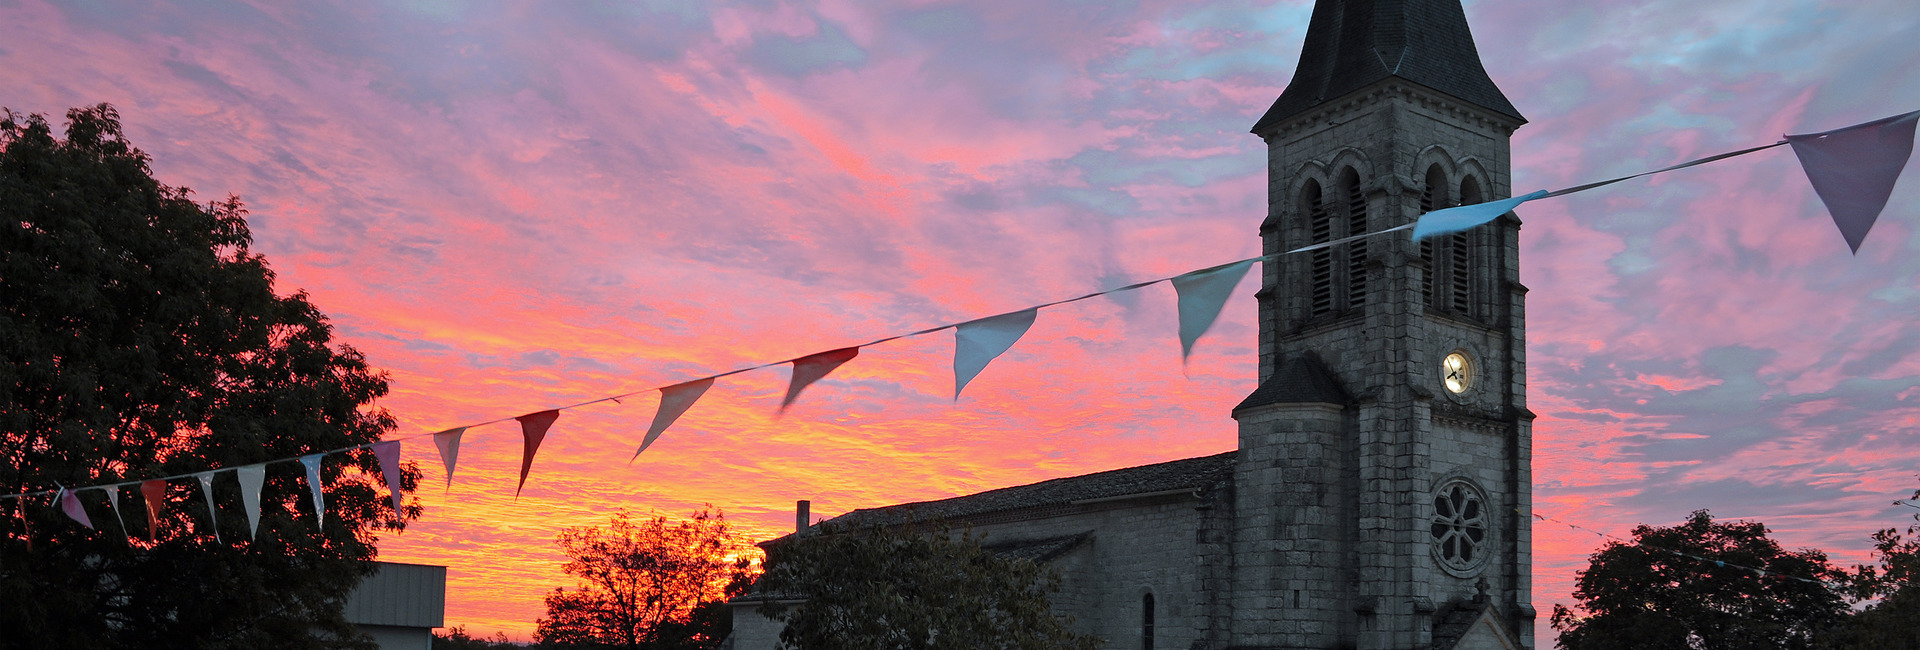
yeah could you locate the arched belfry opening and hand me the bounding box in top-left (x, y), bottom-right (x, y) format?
top-left (1421, 164), bottom-right (1450, 307)
top-left (1304, 179), bottom-right (1334, 317)
top-left (1341, 168), bottom-right (1369, 310)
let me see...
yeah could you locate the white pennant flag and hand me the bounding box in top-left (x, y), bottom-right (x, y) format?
top-left (633, 378), bottom-right (714, 461)
top-left (299, 453), bottom-right (326, 528)
top-left (1412, 190), bottom-right (1549, 240)
top-left (953, 309), bottom-right (1038, 399)
top-left (236, 464), bottom-right (266, 540)
top-left (98, 485), bottom-right (129, 541)
top-left (432, 428), bottom-right (467, 489)
top-left (195, 472), bottom-right (221, 543)
top-left (1172, 259), bottom-right (1256, 363)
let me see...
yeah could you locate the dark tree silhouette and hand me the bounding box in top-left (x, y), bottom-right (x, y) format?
top-left (1550, 510), bottom-right (1847, 650)
top-left (0, 104), bottom-right (418, 649)
top-left (1823, 485), bottom-right (1920, 649)
top-left (536, 509), bottom-right (755, 650)
top-left (754, 522), bottom-right (1100, 650)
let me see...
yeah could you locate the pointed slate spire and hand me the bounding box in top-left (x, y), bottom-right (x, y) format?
top-left (1253, 0), bottom-right (1524, 134)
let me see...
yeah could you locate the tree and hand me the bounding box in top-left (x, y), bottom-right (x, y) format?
top-left (753, 522), bottom-right (1101, 650)
top-left (1822, 486), bottom-right (1920, 649)
top-left (536, 509), bottom-right (756, 650)
top-left (1550, 510), bottom-right (1848, 650)
top-left (1, 104), bottom-right (418, 649)
top-left (434, 625), bottom-right (524, 649)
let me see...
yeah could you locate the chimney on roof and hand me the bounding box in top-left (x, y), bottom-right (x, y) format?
top-left (796, 500), bottom-right (810, 536)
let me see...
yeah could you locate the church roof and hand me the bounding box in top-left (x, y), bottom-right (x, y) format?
top-left (1251, 0), bottom-right (1524, 134)
top-left (982, 532), bottom-right (1093, 564)
top-left (818, 451), bottom-right (1236, 529)
top-left (1233, 352), bottom-right (1349, 412)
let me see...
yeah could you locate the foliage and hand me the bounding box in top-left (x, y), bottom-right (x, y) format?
top-left (754, 521), bottom-right (1101, 650)
top-left (1550, 510), bottom-right (1848, 650)
top-left (434, 625), bottom-right (525, 649)
top-left (0, 104), bottom-right (418, 649)
top-left (536, 509), bottom-right (757, 650)
top-left (1822, 486), bottom-right (1920, 649)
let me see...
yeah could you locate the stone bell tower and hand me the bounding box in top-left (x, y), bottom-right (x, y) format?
top-left (1228, 0), bottom-right (1534, 648)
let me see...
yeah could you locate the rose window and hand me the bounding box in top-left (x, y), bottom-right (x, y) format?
top-left (1430, 482), bottom-right (1488, 574)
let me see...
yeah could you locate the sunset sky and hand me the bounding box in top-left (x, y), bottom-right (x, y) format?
top-left (6, 0), bottom-right (1920, 642)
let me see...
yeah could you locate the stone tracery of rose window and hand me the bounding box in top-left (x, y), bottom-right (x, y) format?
top-left (1430, 481), bottom-right (1488, 574)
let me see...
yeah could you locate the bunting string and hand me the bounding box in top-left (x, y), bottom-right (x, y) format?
top-left (1529, 509), bottom-right (1848, 588)
top-left (4, 110), bottom-right (1914, 547)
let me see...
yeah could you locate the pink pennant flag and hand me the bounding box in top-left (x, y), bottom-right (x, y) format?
top-left (372, 441), bottom-right (404, 519)
top-left (431, 427), bottom-right (467, 489)
top-left (781, 347), bottom-right (860, 412)
top-left (236, 464), bottom-right (266, 539)
top-left (141, 479), bottom-right (166, 541)
top-left (633, 378), bottom-right (714, 461)
top-left (56, 487), bottom-right (93, 529)
top-left (1786, 110), bottom-right (1920, 253)
top-left (515, 410), bottom-right (560, 496)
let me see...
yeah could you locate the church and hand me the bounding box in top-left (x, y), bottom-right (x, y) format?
top-left (732, 0), bottom-right (1534, 648)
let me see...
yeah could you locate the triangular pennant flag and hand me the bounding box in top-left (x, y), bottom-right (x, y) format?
top-left (953, 309), bottom-right (1038, 399)
top-left (299, 453), bottom-right (326, 527)
top-left (432, 427), bottom-right (467, 489)
top-left (633, 378), bottom-right (715, 461)
top-left (195, 472), bottom-right (221, 543)
top-left (17, 489), bottom-right (31, 551)
top-left (236, 464), bottom-right (266, 540)
top-left (372, 441), bottom-right (404, 519)
top-left (140, 479), bottom-right (166, 541)
top-left (98, 485), bottom-right (129, 541)
top-left (1412, 189), bottom-right (1550, 240)
top-left (781, 347), bottom-right (860, 412)
top-left (1786, 110), bottom-right (1920, 253)
top-left (515, 410), bottom-right (560, 496)
top-left (1172, 259), bottom-right (1256, 362)
top-left (56, 487), bottom-right (93, 529)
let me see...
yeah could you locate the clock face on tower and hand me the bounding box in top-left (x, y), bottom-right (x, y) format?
top-left (1442, 352), bottom-right (1473, 394)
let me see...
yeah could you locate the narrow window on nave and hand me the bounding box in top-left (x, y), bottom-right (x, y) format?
top-left (1142, 592), bottom-right (1156, 650)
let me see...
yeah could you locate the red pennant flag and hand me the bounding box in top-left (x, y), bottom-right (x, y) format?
top-left (140, 480), bottom-right (166, 541)
top-left (515, 410), bottom-right (560, 496)
top-left (372, 441), bottom-right (404, 520)
top-left (16, 490), bottom-right (29, 551)
top-left (781, 347), bottom-right (860, 412)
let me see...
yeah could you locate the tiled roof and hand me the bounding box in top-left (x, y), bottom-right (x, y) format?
top-left (983, 532), bottom-right (1093, 564)
top-left (817, 452), bottom-right (1236, 530)
top-left (1252, 0), bottom-right (1524, 133)
top-left (1234, 352), bottom-right (1350, 412)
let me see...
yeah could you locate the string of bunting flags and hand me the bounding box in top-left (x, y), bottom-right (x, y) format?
top-left (8, 109), bottom-right (1918, 547)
